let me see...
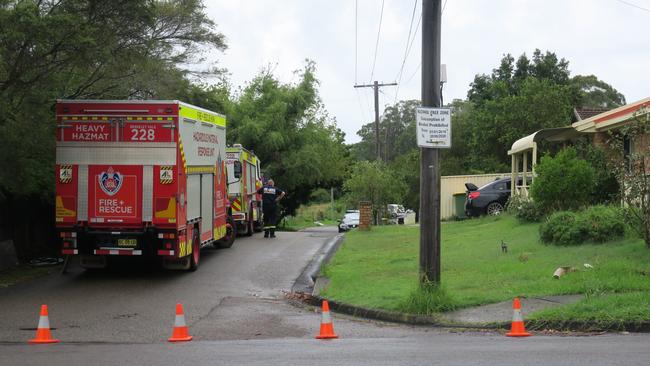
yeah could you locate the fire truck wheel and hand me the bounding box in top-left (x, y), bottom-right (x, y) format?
top-left (216, 217), bottom-right (236, 249)
top-left (189, 227), bottom-right (200, 271)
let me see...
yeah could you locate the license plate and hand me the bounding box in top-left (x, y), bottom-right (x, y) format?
top-left (117, 238), bottom-right (137, 247)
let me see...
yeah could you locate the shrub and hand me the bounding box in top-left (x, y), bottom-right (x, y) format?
top-left (540, 211), bottom-right (586, 245)
top-left (506, 195), bottom-right (545, 222)
top-left (530, 148), bottom-right (596, 212)
top-left (580, 205), bottom-right (625, 242)
top-left (539, 206), bottom-right (626, 245)
top-left (575, 142), bottom-right (619, 204)
top-left (309, 188), bottom-right (331, 204)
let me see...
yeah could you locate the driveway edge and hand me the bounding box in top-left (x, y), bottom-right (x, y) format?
top-left (291, 233), bottom-right (344, 294)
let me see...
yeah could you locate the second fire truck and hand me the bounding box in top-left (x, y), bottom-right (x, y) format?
top-left (226, 144), bottom-right (263, 236)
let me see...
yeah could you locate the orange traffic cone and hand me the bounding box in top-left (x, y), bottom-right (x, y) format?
top-left (168, 303), bottom-right (193, 342)
top-left (315, 300), bottom-right (338, 339)
top-left (28, 304), bottom-right (60, 344)
top-left (506, 297), bottom-right (531, 337)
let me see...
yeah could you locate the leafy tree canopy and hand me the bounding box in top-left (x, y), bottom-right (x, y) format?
top-left (216, 61), bottom-right (350, 217)
top-left (0, 0), bottom-right (225, 200)
top-left (343, 160), bottom-right (406, 221)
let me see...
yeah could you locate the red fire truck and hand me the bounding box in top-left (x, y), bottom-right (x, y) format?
top-left (55, 100), bottom-right (235, 270)
top-left (226, 144), bottom-right (263, 236)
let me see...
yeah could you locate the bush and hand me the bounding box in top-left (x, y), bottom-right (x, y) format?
top-left (309, 188), bottom-right (331, 204)
top-left (530, 148), bottom-right (596, 212)
top-left (580, 205), bottom-right (626, 242)
top-left (576, 142), bottom-right (619, 204)
top-left (539, 206), bottom-right (626, 245)
top-left (540, 211), bottom-right (586, 245)
top-left (506, 195), bottom-right (545, 222)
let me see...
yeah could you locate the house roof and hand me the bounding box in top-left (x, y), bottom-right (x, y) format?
top-left (508, 127), bottom-right (582, 155)
top-left (573, 108), bottom-right (611, 121)
top-left (573, 97), bottom-right (650, 132)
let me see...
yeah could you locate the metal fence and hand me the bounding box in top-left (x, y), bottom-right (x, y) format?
top-left (440, 173), bottom-right (509, 219)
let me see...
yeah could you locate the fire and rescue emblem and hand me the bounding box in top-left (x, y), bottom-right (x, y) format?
top-left (98, 167), bottom-right (123, 196)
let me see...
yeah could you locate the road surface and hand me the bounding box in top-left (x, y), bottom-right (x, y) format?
top-left (1, 226), bottom-right (648, 365)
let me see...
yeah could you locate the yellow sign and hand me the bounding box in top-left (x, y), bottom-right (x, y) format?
top-left (117, 238), bottom-right (137, 247)
top-left (179, 104), bottom-right (226, 127)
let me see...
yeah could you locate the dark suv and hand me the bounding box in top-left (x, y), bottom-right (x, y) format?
top-left (464, 177), bottom-right (524, 217)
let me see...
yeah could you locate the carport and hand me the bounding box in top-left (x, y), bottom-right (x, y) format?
top-left (507, 127), bottom-right (582, 197)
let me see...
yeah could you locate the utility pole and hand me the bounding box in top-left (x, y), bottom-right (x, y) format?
top-left (419, 0), bottom-right (442, 285)
top-left (354, 81), bottom-right (397, 161)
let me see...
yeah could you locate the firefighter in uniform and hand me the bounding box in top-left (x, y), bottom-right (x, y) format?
top-left (256, 179), bottom-right (285, 238)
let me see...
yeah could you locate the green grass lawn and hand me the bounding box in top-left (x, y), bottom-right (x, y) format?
top-left (321, 215), bottom-right (650, 325)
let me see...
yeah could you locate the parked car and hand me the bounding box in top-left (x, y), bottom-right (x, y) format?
top-left (387, 204), bottom-right (406, 224)
top-left (464, 177), bottom-right (530, 217)
top-left (338, 211), bottom-right (360, 233)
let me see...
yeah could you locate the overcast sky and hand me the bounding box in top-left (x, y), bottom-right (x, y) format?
top-left (204, 0), bottom-right (649, 143)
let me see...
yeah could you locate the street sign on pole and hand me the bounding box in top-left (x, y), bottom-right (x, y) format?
top-left (416, 107), bottom-right (451, 149)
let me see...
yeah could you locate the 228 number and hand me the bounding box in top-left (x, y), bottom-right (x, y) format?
top-left (130, 128), bottom-right (155, 141)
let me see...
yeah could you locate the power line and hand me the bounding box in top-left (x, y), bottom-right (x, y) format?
top-left (393, 13), bottom-right (422, 102)
top-left (395, 0), bottom-right (448, 102)
top-left (405, 61), bottom-right (422, 85)
top-left (614, 0), bottom-right (650, 13)
top-left (393, 0), bottom-right (419, 104)
top-left (361, 88), bottom-right (374, 121)
top-left (354, 89), bottom-right (370, 122)
top-left (369, 0), bottom-right (386, 82)
top-left (397, 0), bottom-right (419, 81)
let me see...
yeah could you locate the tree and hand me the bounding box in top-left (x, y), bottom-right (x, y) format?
top-left (462, 49), bottom-right (617, 172)
top-left (390, 150), bottom-right (419, 212)
top-left (570, 75), bottom-right (626, 109)
top-left (343, 161), bottom-right (406, 224)
top-left (223, 61), bottom-right (350, 217)
top-left (0, 1), bottom-right (227, 258)
top-left (0, 0), bottom-right (226, 200)
top-left (469, 77), bottom-right (574, 171)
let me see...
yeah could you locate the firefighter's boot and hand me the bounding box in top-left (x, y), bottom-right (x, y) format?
top-left (264, 230), bottom-right (269, 238)
top-left (270, 228), bottom-right (276, 238)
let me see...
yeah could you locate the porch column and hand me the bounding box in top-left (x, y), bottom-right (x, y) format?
top-left (523, 150), bottom-right (528, 197)
top-left (511, 154), bottom-right (516, 197)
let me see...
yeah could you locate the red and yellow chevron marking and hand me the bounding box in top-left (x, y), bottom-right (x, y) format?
top-left (178, 137), bottom-right (187, 174)
top-left (231, 198), bottom-right (241, 212)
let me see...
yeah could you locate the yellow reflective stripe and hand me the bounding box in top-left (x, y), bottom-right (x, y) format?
top-left (213, 224), bottom-right (227, 240)
top-left (186, 166), bottom-right (213, 174)
top-left (178, 138), bottom-right (187, 173)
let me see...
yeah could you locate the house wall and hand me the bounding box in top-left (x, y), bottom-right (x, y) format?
top-left (441, 173), bottom-right (509, 219)
top-left (592, 130), bottom-right (650, 174)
